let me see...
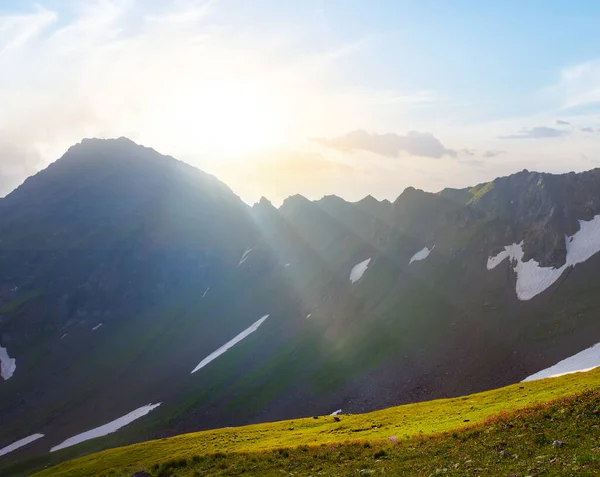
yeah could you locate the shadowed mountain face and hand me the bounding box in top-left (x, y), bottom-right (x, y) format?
top-left (2, 138), bottom-right (600, 473)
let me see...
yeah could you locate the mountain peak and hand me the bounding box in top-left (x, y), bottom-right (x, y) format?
top-left (357, 194), bottom-right (379, 204)
top-left (316, 194), bottom-right (347, 206)
top-left (252, 196), bottom-right (276, 211)
top-left (280, 194), bottom-right (311, 210)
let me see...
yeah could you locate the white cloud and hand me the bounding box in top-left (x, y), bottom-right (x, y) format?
top-left (2, 0), bottom-right (409, 195)
top-left (542, 60), bottom-right (600, 110)
top-left (313, 129), bottom-right (457, 158)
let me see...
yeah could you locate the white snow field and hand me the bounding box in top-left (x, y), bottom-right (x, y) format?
top-left (523, 343), bottom-right (600, 382)
top-left (0, 434), bottom-right (44, 458)
top-left (349, 258), bottom-right (371, 283)
top-left (409, 246), bottom-right (434, 265)
top-left (92, 323), bottom-right (103, 331)
top-left (238, 248), bottom-right (253, 266)
top-left (330, 409), bottom-right (342, 416)
top-left (487, 215), bottom-right (600, 300)
top-left (50, 403), bottom-right (162, 452)
top-left (0, 346), bottom-right (16, 380)
top-left (191, 315), bottom-right (270, 374)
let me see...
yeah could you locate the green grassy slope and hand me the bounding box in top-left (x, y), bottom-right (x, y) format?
top-left (140, 390), bottom-right (600, 477)
top-left (29, 368), bottom-right (600, 477)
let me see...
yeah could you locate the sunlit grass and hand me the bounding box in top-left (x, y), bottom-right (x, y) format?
top-left (31, 367), bottom-right (600, 477)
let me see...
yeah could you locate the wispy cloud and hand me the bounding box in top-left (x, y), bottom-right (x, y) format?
top-left (483, 150), bottom-right (506, 158)
top-left (556, 119), bottom-right (571, 126)
top-left (0, 1), bottom-right (443, 196)
top-left (313, 130), bottom-right (457, 158)
top-left (543, 60), bottom-right (600, 111)
top-left (499, 126), bottom-right (568, 139)
top-left (459, 148), bottom-right (505, 158)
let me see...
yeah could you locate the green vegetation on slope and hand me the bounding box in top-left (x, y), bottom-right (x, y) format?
top-left (112, 391), bottom-right (600, 476)
top-left (468, 181), bottom-right (494, 204)
top-left (29, 368), bottom-right (600, 477)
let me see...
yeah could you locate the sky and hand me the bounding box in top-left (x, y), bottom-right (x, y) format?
top-left (3, 1), bottom-right (600, 205)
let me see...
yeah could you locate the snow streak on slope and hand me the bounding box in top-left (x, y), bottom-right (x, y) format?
top-left (486, 250), bottom-right (509, 269)
top-left (0, 434), bottom-right (44, 457)
top-left (0, 346), bottom-right (16, 380)
top-left (191, 315), bottom-right (270, 374)
top-left (487, 215), bottom-right (600, 300)
top-left (349, 258), bottom-right (371, 283)
top-left (523, 343), bottom-right (600, 382)
top-left (50, 403), bottom-right (162, 452)
top-left (238, 248), bottom-right (253, 266)
top-left (92, 323), bottom-right (103, 331)
top-left (202, 287), bottom-right (210, 298)
top-left (409, 246), bottom-right (434, 265)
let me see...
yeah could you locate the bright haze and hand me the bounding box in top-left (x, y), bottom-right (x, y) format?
top-left (2, 0), bottom-right (600, 204)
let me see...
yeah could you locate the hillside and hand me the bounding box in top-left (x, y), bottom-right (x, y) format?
top-left (2, 138), bottom-right (600, 473)
top-left (18, 368), bottom-right (600, 477)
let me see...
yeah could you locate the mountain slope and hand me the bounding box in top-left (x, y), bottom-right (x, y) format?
top-left (2, 140), bottom-right (600, 474)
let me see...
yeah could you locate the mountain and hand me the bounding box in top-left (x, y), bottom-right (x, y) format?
top-left (2, 138), bottom-right (600, 473)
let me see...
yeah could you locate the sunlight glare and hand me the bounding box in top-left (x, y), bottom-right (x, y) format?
top-left (148, 80), bottom-right (285, 156)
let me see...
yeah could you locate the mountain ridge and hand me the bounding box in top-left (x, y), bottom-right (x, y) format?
top-left (2, 137), bottom-right (600, 474)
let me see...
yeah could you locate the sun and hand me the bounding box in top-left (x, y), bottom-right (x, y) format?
top-left (148, 80), bottom-right (286, 157)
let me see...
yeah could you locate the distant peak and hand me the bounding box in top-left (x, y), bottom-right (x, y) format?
top-left (397, 186), bottom-right (427, 199)
top-left (357, 194), bottom-right (378, 204)
top-left (316, 194), bottom-right (346, 205)
top-left (79, 136), bottom-right (136, 146)
top-left (253, 196), bottom-right (276, 210)
top-left (281, 194), bottom-right (310, 207)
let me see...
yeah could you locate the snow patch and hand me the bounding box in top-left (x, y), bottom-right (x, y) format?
top-left (486, 250), bottom-right (509, 270)
top-left (409, 246), bottom-right (434, 265)
top-left (0, 346), bottom-right (16, 380)
top-left (238, 248), bottom-right (253, 266)
top-left (50, 403), bottom-right (161, 452)
top-left (202, 287), bottom-right (210, 298)
top-left (92, 323), bottom-right (103, 331)
top-left (0, 434), bottom-right (44, 457)
top-left (284, 263), bottom-right (291, 267)
top-left (191, 315), bottom-right (270, 374)
top-left (486, 215), bottom-right (600, 300)
top-left (349, 258), bottom-right (371, 283)
top-left (306, 313), bottom-right (312, 319)
top-left (330, 409), bottom-right (342, 416)
top-left (523, 343), bottom-right (600, 382)
top-left (60, 334), bottom-right (67, 340)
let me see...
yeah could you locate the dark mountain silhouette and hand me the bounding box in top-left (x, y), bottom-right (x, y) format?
top-left (2, 138), bottom-right (600, 471)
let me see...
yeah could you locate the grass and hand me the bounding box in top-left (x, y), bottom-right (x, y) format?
top-left (143, 390), bottom-right (600, 477)
top-left (468, 181), bottom-right (494, 204)
top-left (29, 367), bottom-right (600, 477)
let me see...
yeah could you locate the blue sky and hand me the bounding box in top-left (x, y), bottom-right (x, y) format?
top-left (2, 0), bottom-right (600, 203)
top-left (208, 0), bottom-right (600, 120)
